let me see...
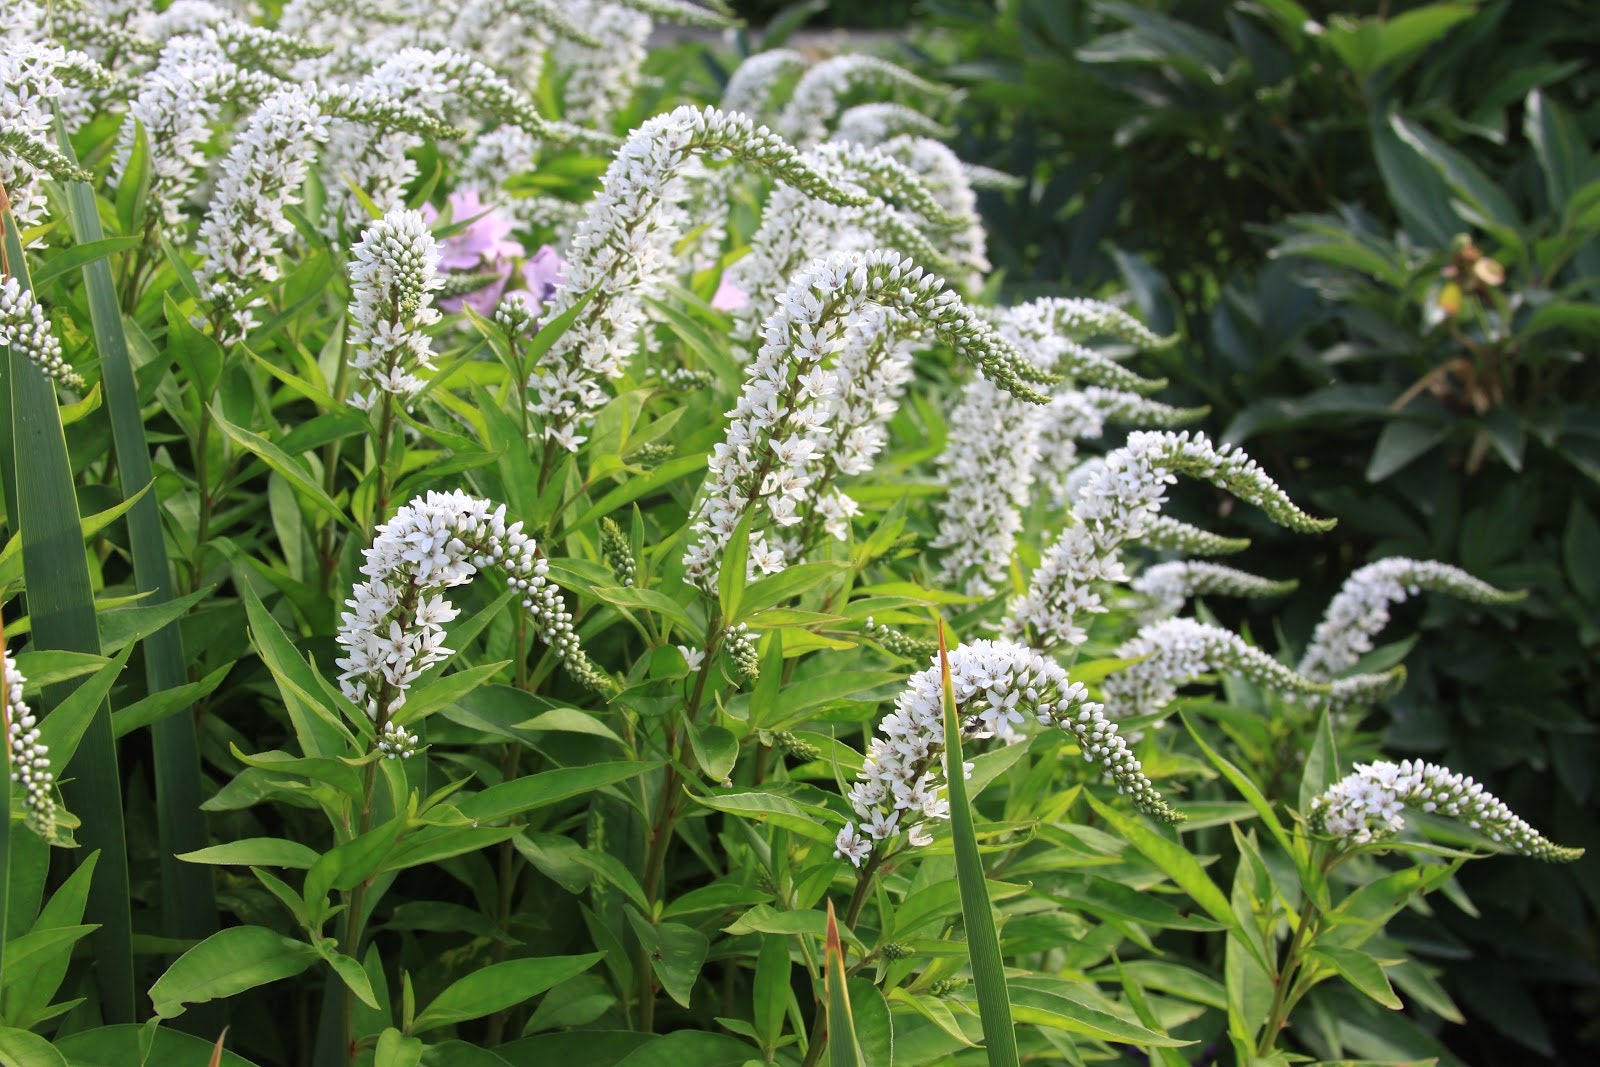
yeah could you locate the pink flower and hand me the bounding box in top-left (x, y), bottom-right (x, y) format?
top-left (711, 275), bottom-right (750, 312)
top-left (420, 190), bottom-right (525, 314)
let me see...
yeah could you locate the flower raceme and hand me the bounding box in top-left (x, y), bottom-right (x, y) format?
top-left (1298, 557), bottom-right (1522, 681)
top-left (1310, 759), bottom-right (1582, 861)
top-left (683, 248), bottom-right (1053, 593)
top-left (2, 647), bottom-right (53, 838)
top-left (1131, 560), bottom-right (1297, 622)
top-left (834, 639), bottom-right (1180, 867)
top-left (345, 207), bottom-right (444, 413)
top-left (335, 490), bottom-right (610, 757)
top-left (0, 278), bottom-right (86, 392)
top-left (1002, 430), bottom-right (1332, 650)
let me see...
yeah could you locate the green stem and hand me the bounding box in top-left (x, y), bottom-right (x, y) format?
top-left (1256, 851), bottom-right (1332, 1057)
top-left (797, 855), bottom-right (885, 1067)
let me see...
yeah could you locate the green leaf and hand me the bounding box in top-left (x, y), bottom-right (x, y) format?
top-left (453, 762), bottom-right (657, 823)
top-left (739, 562), bottom-right (849, 617)
top-left (687, 722), bottom-right (738, 783)
top-left (412, 954), bottom-right (604, 1033)
top-left (1310, 945), bottom-right (1403, 1009)
top-left (0, 1028), bottom-right (68, 1067)
top-left (114, 120), bottom-right (151, 237)
top-left (149, 926), bottom-right (320, 1018)
top-left (1299, 708), bottom-right (1341, 819)
top-left (178, 838), bottom-right (321, 870)
top-left (1006, 977), bottom-right (1191, 1046)
top-left (937, 633), bottom-right (1020, 1067)
top-left (1526, 90), bottom-right (1587, 208)
top-left (718, 509), bottom-right (754, 622)
top-left (36, 645), bottom-right (133, 778)
top-left (1085, 793), bottom-right (1235, 928)
top-left (627, 913), bottom-right (708, 1010)
top-left (55, 1024), bottom-right (266, 1067)
top-left (209, 404), bottom-right (358, 531)
top-left (5, 200), bottom-right (136, 1022)
top-left (1563, 502), bottom-right (1600, 602)
top-left (27, 236), bottom-right (142, 290)
top-left (374, 1028), bottom-right (423, 1067)
top-left (1366, 418), bottom-right (1452, 482)
top-left (823, 902), bottom-right (864, 1067)
top-left (752, 934), bottom-right (790, 1055)
top-left (314, 942), bottom-right (381, 1011)
top-left (687, 791), bottom-right (836, 842)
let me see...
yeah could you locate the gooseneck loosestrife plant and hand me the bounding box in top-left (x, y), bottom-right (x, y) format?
top-left (0, 4), bottom-right (1583, 1066)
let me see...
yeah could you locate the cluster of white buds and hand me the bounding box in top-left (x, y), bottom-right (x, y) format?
top-left (862, 617), bottom-right (938, 660)
top-left (554, 0), bottom-right (650, 129)
top-left (1298, 558), bottom-right (1521, 681)
top-left (0, 279), bottom-right (86, 392)
top-left (335, 490), bottom-right (610, 747)
top-left (1000, 298), bottom-right (1168, 394)
top-left (1144, 514), bottom-right (1251, 556)
top-left (834, 639), bottom-right (1180, 867)
top-left (1, 44), bottom-right (106, 236)
top-left (1101, 618), bottom-right (1333, 721)
top-left (834, 104), bottom-right (953, 148)
top-left (449, 0), bottom-right (601, 98)
top-left (116, 28), bottom-right (287, 228)
top-left (1132, 561), bottom-right (1297, 622)
top-left (345, 208), bottom-right (444, 412)
top-left (3, 648), bottom-right (54, 838)
top-left (721, 48), bottom-right (807, 118)
top-left (377, 720), bottom-right (420, 759)
top-left (532, 104), bottom-right (883, 452)
top-left (778, 54), bottom-right (949, 148)
top-left (1310, 759), bottom-right (1582, 860)
top-left (1003, 431), bottom-right (1331, 649)
top-left (876, 135), bottom-right (988, 282)
top-left (196, 83), bottom-right (457, 339)
top-left (684, 249), bottom-right (1051, 592)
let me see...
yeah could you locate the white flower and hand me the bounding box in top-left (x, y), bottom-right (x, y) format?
top-left (2, 647), bottom-right (54, 838)
top-left (677, 645), bottom-right (705, 672)
top-left (346, 208), bottom-right (444, 414)
top-left (0, 279), bottom-right (85, 392)
top-left (838, 639), bottom-right (1179, 865)
top-left (833, 823), bottom-right (872, 867)
top-left (1310, 759), bottom-right (1581, 861)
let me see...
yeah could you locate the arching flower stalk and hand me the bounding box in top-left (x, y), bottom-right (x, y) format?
top-left (1132, 560), bottom-right (1297, 622)
top-left (335, 490), bottom-right (612, 757)
top-left (611, 0), bottom-right (737, 28)
top-left (0, 277), bottom-right (86, 392)
top-left (1101, 618), bottom-right (1335, 721)
top-left (1032, 388), bottom-right (1206, 508)
top-left (195, 83), bottom-right (457, 340)
top-left (324, 46), bottom-right (613, 235)
top-left (554, 1), bottom-right (651, 130)
top-left (1002, 431), bottom-right (1333, 649)
top-left (1144, 514), bottom-right (1251, 556)
top-left (997, 298), bottom-right (1169, 394)
top-left (720, 48), bottom-right (807, 119)
top-left (1310, 759), bottom-right (1582, 860)
top-left (530, 105), bottom-right (896, 453)
top-left (115, 30), bottom-right (290, 228)
top-left (450, 0), bottom-right (604, 96)
top-left (963, 162), bottom-right (1025, 191)
top-left (834, 103), bottom-right (954, 147)
top-left (777, 54), bottom-right (950, 147)
top-left (834, 639), bottom-right (1181, 867)
top-left (876, 135), bottom-right (988, 283)
top-left (1, 44), bottom-right (108, 236)
top-left (1298, 558), bottom-right (1522, 681)
top-left (3, 646), bottom-right (55, 839)
top-left (683, 248), bottom-right (1051, 593)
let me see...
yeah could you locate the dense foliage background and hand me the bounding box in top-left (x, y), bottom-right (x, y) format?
top-left (924, 0), bottom-right (1600, 1059)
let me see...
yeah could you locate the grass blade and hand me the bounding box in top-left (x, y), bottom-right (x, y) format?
top-left (824, 900), bottom-right (864, 1067)
top-left (937, 623), bottom-right (1020, 1067)
top-left (57, 122), bottom-right (221, 963)
top-left (3, 204), bottom-right (135, 1023)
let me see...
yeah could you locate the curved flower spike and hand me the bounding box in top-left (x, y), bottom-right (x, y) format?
top-left (1310, 758), bottom-right (1582, 861)
top-left (779, 54), bottom-right (950, 147)
top-left (533, 104), bottom-right (885, 451)
top-left (963, 163), bottom-right (1026, 191)
top-left (1323, 667), bottom-right (1408, 712)
top-left (1031, 297), bottom-right (1178, 350)
top-left (2, 43), bottom-right (108, 231)
top-left (1143, 515), bottom-right (1250, 556)
top-left (3, 647), bottom-right (55, 838)
top-left (836, 639), bottom-right (1180, 866)
top-left (0, 278), bottom-right (86, 392)
top-left (721, 48), bottom-right (808, 118)
top-left (1101, 618), bottom-right (1331, 720)
top-left (994, 302), bottom-right (1167, 393)
top-left (1133, 561), bottom-right (1297, 621)
top-left (821, 141), bottom-right (967, 233)
top-left (612, 0), bottom-right (739, 28)
top-left (1004, 431), bottom-right (1329, 649)
top-left (685, 248), bottom-right (1051, 592)
top-left (835, 103), bottom-right (955, 147)
top-left (336, 490), bottom-right (612, 755)
top-left (1298, 558), bottom-right (1523, 681)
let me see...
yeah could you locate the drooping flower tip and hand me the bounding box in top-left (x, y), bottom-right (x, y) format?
top-left (2, 648), bottom-right (55, 838)
top-left (1311, 759), bottom-right (1582, 862)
